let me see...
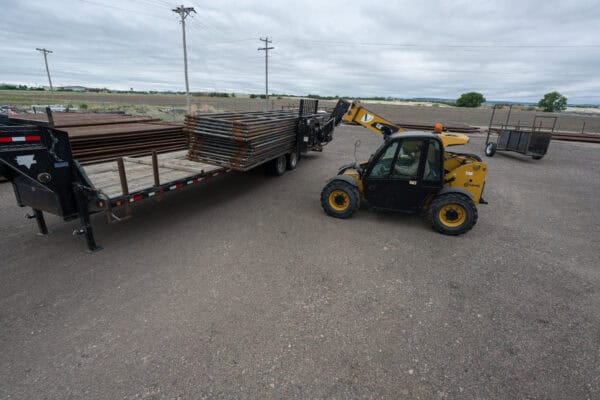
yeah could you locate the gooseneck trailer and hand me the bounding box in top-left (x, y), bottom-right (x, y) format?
top-left (0, 100), bottom-right (342, 251)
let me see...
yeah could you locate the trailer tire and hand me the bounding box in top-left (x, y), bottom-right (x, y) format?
top-left (287, 150), bottom-right (299, 170)
top-left (429, 193), bottom-right (478, 235)
top-left (485, 142), bottom-right (497, 157)
top-left (271, 155), bottom-right (287, 176)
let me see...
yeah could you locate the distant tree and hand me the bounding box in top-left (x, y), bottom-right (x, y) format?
top-left (456, 92), bottom-right (486, 107)
top-left (538, 91), bottom-right (567, 112)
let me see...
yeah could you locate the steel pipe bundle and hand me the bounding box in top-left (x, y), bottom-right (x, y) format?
top-left (185, 110), bottom-right (300, 171)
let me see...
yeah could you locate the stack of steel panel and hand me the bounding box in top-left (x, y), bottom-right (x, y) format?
top-left (185, 110), bottom-right (299, 171)
top-left (4, 113), bottom-right (186, 163)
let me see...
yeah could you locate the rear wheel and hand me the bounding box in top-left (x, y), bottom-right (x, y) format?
top-left (429, 194), bottom-right (478, 235)
top-left (287, 150), bottom-right (299, 170)
top-left (321, 180), bottom-right (360, 219)
top-left (270, 155), bottom-right (287, 176)
top-left (485, 142), bottom-right (497, 157)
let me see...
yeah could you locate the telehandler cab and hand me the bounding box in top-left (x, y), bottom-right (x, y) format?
top-left (322, 100), bottom-right (488, 235)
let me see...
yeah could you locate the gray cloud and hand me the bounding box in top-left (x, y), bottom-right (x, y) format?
top-left (1, 0), bottom-right (598, 103)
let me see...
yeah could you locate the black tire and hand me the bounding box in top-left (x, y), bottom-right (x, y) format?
top-left (429, 193), bottom-right (478, 235)
top-left (287, 150), bottom-right (299, 170)
top-left (320, 180), bottom-right (360, 219)
top-left (270, 155), bottom-right (287, 176)
top-left (485, 142), bottom-right (497, 157)
top-left (532, 155), bottom-right (544, 160)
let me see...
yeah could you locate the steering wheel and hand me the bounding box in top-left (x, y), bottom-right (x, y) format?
top-left (374, 164), bottom-right (388, 176)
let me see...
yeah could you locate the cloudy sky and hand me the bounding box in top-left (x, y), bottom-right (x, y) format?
top-left (1, 0), bottom-right (599, 104)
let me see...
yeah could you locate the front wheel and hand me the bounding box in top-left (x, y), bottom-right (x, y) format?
top-left (485, 142), bottom-right (497, 157)
top-left (429, 193), bottom-right (478, 235)
top-left (321, 180), bottom-right (360, 219)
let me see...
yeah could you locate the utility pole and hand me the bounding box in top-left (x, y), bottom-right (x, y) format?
top-left (36, 48), bottom-right (54, 94)
top-left (258, 37), bottom-right (274, 107)
top-left (172, 5), bottom-right (196, 114)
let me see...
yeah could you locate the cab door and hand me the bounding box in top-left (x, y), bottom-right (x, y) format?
top-left (363, 138), bottom-right (441, 212)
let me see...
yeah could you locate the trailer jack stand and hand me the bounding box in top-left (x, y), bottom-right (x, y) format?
top-left (73, 184), bottom-right (103, 252)
top-left (27, 209), bottom-right (49, 235)
top-left (73, 227), bottom-right (102, 252)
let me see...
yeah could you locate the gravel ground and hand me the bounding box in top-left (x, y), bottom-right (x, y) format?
top-left (0, 125), bottom-right (599, 399)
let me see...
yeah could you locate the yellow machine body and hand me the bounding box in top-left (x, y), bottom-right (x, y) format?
top-left (338, 101), bottom-right (488, 204)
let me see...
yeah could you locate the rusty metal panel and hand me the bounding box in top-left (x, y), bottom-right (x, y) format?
top-left (185, 110), bottom-right (301, 171)
top-left (5, 113), bottom-right (187, 163)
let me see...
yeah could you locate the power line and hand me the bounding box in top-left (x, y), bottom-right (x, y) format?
top-left (282, 38), bottom-right (600, 49)
top-left (132, 0), bottom-right (173, 8)
top-left (186, 1), bottom-right (232, 37)
top-left (79, 0), bottom-right (173, 21)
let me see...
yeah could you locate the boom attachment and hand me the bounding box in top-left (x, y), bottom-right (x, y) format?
top-left (332, 99), bottom-right (471, 147)
top-left (332, 99), bottom-right (401, 137)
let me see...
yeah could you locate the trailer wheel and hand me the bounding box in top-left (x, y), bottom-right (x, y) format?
top-left (321, 180), bottom-right (360, 219)
top-left (532, 155), bottom-right (544, 160)
top-left (287, 150), bottom-right (299, 170)
top-left (485, 142), bottom-right (497, 157)
top-left (271, 155), bottom-right (287, 176)
top-left (429, 193), bottom-right (478, 235)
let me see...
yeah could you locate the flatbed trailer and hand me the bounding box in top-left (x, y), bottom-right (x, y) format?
top-left (0, 100), bottom-right (344, 251)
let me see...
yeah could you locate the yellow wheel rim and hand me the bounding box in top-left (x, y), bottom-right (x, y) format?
top-left (438, 204), bottom-right (467, 227)
top-left (328, 189), bottom-right (350, 211)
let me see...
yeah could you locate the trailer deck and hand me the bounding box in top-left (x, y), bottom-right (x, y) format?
top-left (83, 150), bottom-right (224, 198)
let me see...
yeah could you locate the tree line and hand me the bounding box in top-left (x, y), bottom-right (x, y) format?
top-left (454, 91), bottom-right (568, 112)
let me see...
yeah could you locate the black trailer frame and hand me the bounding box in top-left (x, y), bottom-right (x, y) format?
top-left (485, 105), bottom-right (556, 160)
top-left (0, 124), bottom-right (234, 252)
top-left (1, 101), bottom-right (341, 251)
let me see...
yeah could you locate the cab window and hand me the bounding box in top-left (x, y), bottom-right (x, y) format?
top-left (369, 142), bottom-right (399, 178)
top-left (390, 140), bottom-right (423, 179)
top-left (423, 140), bottom-right (442, 183)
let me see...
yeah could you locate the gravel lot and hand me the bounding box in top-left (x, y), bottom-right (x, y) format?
top-left (1, 125), bottom-right (599, 399)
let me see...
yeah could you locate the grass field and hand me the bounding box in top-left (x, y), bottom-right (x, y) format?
top-left (2, 90), bottom-right (600, 132)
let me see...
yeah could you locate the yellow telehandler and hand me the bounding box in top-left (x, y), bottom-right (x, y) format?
top-left (323, 99), bottom-right (488, 235)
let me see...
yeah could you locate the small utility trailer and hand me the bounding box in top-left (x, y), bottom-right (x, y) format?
top-left (485, 105), bottom-right (556, 160)
top-left (0, 100), bottom-right (341, 251)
